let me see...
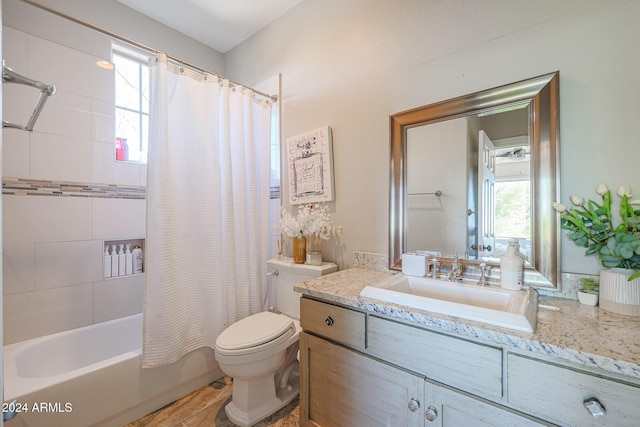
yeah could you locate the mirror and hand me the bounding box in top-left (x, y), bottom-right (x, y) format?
top-left (389, 72), bottom-right (560, 288)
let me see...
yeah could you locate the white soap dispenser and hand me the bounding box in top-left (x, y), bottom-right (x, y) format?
top-left (125, 244), bottom-right (133, 275)
top-left (509, 239), bottom-right (526, 286)
top-left (500, 241), bottom-right (523, 290)
top-left (111, 245), bottom-right (119, 277)
top-left (104, 245), bottom-right (112, 279)
top-left (118, 244), bottom-right (126, 276)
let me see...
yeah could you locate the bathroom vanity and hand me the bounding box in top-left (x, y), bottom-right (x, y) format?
top-left (295, 269), bottom-right (640, 427)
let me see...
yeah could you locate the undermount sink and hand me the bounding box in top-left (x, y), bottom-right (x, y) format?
top-left (359, 274), bottom-right (538, 333)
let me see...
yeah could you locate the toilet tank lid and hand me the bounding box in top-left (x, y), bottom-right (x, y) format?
top-left (216, 312), bottom-right (294, 351)
top-left (267, 258), bottom-right (337, 277)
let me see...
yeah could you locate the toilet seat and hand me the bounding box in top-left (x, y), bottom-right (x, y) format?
top-left (216, 311), bottom-right (295, 356)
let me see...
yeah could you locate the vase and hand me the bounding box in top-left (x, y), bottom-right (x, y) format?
top-left (293, 237), bottom-right (306, 264)
top-left (599, 268), bottom-right (640, 316)
top-left (577, 291), bottom-right (599, 307)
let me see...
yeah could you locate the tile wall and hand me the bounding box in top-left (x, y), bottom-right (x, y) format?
top-left (2, 26), bottom-right (147, 344)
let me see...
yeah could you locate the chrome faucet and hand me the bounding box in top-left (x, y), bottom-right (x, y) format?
top-left (428, 258), bottom-right (440, 279)
top-left (447, 253), bottom-right (463, 282)
top-left (477, 262), bottom-right (490, 286)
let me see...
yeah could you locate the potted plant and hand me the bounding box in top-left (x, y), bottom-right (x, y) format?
top-left (553, 183), bottom-right (640, 315)
top-left (577, 278), bottom-right (599, 306)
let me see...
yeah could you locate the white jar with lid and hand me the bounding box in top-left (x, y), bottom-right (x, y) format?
top-left (500, 242), bottom-right (523, 290)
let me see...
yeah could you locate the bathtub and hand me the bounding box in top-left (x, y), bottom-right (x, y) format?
top-left (3, 313), bottom-right (223, 427)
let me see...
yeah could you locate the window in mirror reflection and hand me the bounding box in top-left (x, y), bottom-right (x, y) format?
top-left (114, 45), bottom-right (150, 163)
top-left (493, 144), bottom-right (531, 262)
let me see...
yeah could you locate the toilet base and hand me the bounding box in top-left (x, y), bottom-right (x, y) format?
top-left (225, 365), bottom-right (299, 427)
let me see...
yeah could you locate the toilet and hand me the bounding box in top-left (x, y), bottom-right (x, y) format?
top-left (215, 257), bottom-right (337, 427)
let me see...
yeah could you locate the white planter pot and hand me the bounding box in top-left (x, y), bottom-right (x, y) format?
top-left (577, 291), bottom-right (598, 307)
top-left (599, 268), bottom-right (640, 316)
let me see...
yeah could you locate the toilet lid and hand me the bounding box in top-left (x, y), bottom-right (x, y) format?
top-left (216, 311), bottom-right (295, 353)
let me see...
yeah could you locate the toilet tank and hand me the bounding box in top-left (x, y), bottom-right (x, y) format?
top-left (267, 258), bottom-right (337, 319)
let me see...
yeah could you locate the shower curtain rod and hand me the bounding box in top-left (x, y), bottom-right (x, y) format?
top-left (20, 0), bottom-right (278, 103)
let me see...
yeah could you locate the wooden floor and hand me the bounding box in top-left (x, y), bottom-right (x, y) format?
top-left (126, 377), bottom-right (300, 426)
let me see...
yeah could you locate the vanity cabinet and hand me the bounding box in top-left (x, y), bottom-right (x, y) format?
top-left (299, 297), bottom-right (550, 427)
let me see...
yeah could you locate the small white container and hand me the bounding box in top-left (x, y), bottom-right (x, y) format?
top-left (306, 251), bottom-right (323, 266)
top-left (103, 246), bottom-right (112, 279)
top-left (577, 291), bottom-right (599, 306)
top-left (500, 242), bottom-right (523, 291)
top-left (402, 253), bottom-right (428, 277)
top-left (118, 244), bottom-right (126, 276)
top-left (111, 245), bottom-right (119, 277)
top-left (125, 244), bottom-right (133, 275)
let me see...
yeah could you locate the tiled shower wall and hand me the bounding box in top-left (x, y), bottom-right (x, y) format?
top-left (2, 25), bottom-right (147, 344)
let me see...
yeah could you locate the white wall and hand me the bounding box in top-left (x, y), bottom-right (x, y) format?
top-left (2, 0), bottom-right (225, 343)
top-left (225, 0), bottom-right (640, 276)
top-left (406, 119), bottom-right (468, 254)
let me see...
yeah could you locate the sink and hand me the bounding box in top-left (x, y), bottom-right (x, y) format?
top-left (359, 274), bottom-right (537, 332)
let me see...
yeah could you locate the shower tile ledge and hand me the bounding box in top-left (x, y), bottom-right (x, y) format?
top-left (294, 268), bottom-right (640, 382)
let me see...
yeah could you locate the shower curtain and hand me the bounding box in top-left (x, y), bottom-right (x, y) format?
top-left (142, 54), bottom-right (272, 368)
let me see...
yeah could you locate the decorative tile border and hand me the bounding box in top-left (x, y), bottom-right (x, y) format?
top-left (2, 178), bottom-right (146, 199)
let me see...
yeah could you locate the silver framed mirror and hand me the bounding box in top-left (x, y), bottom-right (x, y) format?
top-left (389, 72), bottom-right (560, 288)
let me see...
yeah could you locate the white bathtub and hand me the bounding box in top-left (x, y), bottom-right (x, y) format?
top-left (3, 313), bottom-right (223, 427)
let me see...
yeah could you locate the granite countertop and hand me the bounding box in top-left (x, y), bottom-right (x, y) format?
top-left (294, 268), bottom-right (640, 382)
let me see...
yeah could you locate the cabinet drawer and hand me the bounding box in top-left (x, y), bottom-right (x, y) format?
top-left (367, 316), bottom-right (503, 400)
top-left (300, 298), bottom-right (366, 349)
top-left (508, 353), bottom-right (640, 427)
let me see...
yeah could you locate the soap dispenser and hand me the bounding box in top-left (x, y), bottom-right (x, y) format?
top-left (500, 241), bottom-right (523, 290)
top-left (111, 245), bottom-right (119, 277)
top-left (104, 245), bottom-right (112, 279)
top-left (509, 239), bottom-right (526, 286)
top-left (118, 244), bottom-right (126, 276)
top-left (125, 244), bottom-right (133, 275)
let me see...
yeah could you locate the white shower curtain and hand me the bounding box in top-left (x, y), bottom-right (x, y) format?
top-left (142, 54), bottom-right (272, 368)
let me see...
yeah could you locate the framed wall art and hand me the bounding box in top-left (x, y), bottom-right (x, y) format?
top-left (285, 125), bottom-right (334, 204)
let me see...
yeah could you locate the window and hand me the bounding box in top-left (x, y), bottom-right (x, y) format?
top-left (113, 46), bottom-right (150, 163)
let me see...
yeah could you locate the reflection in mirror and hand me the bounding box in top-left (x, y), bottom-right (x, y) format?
top-left (390, 72), bottom-right (560, 288)
top-left (406, 104), bottom-right (531, 264)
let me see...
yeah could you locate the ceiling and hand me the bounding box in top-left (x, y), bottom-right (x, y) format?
top-left (117, 0), bottom-right (302, 53)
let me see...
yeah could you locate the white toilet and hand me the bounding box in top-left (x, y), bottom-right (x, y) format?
top-left (215, 257), bottom-right (337, 427)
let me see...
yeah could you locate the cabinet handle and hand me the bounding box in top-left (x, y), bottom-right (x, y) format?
top-left (425, 405), bottom-right (438, 422)
top-left (408, 397), bottom-right (421, 412)
top-left (583, 398), bottom-right (606, 417)
top-left (324, 316), bottom-right (334, 326)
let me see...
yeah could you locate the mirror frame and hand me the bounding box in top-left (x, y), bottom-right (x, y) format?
top-left (389, 72), bottom-right (560, 288)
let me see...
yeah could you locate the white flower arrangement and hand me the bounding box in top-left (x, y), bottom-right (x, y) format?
top-left (279, 203), bottom-right (337, 240)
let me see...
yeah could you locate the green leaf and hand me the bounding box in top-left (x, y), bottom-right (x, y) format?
top-left (619, 244), bottom-right (635, 259)
top-left (570, 231), bottom-right (586, 240)
top-left (602, 259), bottom-right (622, 267)
top-left (592, 223), bottom-right (608, 231)
top-left (629, 271), bottom-right (640, 281)
top-left (618, 233), bottom-right (638, 243)
top-left (586, 244), bottom-right (602, 255)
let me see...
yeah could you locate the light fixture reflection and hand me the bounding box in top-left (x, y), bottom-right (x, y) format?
top-left (96, 60), bottom-right (114, 70)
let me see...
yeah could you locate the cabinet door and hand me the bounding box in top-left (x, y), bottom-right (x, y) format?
top-left (300, 332), bottom-right (425, 427)
top-left (508, 354), bottom-right (640, 427)
top-left (425, 381), bottom-right (552, 427)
